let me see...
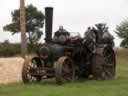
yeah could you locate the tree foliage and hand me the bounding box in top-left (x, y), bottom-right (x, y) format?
top-left (115, 20), bottom-right (128, 48)
top-left (3, 4), bottom-right (45, 50)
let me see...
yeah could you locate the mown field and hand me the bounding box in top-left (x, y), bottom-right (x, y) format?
top-left (0, 49), bottom-right (128, 96)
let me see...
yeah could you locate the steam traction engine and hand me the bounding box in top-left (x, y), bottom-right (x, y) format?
top-left (22, 7), bottom-right (116, 84)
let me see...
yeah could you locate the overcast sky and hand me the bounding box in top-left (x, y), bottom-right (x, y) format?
top-left (0, 0), bottom-right (128, 46)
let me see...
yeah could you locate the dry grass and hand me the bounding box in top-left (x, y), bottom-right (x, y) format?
top-left (0, 57), bottom-right (24, 83)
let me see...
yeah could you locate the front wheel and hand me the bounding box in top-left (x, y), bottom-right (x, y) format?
top-left (54, 56), bottom-right (75, 85)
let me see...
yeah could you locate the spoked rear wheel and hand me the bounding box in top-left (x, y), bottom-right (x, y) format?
top-left (55, 56), bottom-right (75, 84)
top-left (93, 45), bottom-right (116, 80)
top-left (22, 57), bottom-right (42, 83)
top-left (101, 46), bottom-right (116, 80)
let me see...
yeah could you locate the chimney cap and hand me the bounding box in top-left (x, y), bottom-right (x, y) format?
top-left (45, 7), bottom-right (53, 9)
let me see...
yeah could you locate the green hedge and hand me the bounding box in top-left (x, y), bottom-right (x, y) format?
top-left (0, 43), bottom-right (21, 57)
top-left (0, 43), bottom-right (42, 57)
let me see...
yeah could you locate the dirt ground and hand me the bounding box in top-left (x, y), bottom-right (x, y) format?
top-left (0, 57), bottom-right (24, 84)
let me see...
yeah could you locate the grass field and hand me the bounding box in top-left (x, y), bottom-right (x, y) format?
top-left (0, 49), bottom-right (128, 96)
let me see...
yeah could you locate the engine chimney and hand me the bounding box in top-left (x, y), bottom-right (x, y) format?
top-left (45, 7), bottom-right (53, 43)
